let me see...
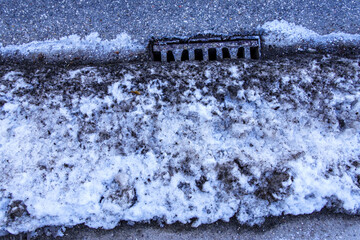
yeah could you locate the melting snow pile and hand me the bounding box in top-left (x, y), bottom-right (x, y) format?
top-left (261, 20), bottom-right (360, 47)
top-left (0, 56), bottom-right (360, 235)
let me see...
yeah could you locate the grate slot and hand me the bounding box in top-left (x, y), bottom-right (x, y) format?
top-left (167, 51), bottom-right (175, 62)
top-left (237, 48), bottom-right (245, 58)
top-left (222, 48), bottom-right (231, 59)
top-left (194, 49), bottom-right (203, 61)
top-left (208, 48), bottom-right (217, 61)
top-left (250, 47), bottom-right (260, 59)
top-left (181, 50), bottom-right (189, 61)
top-left (153, 51), bottom-right (161, 61)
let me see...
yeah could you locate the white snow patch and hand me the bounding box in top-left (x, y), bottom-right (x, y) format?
top-left (108, 74), bottom-right (135, 102)
top-left (3, 103), bottom-right (18, 112)
top-left (204, 70), bottom-right (211, 78)
top-left (0, 32), bottom-right (143, 58)
top-left (229, 66), bottom-right (240, 78)
top-left (79, 97), bottom-right (101, 117)
top-left (261, 20), bottom-right (360, 47)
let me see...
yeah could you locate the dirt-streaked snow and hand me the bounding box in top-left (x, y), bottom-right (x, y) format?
top-left (1, 55), bottom-right (360, 235)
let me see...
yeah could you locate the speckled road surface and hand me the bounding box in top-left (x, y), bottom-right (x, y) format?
top-left (1, 0), bottom-right (359, 46)
top-left (7, 211), bottom-right (360, 239)
top-left (42, 212), bottom-right (360, 240)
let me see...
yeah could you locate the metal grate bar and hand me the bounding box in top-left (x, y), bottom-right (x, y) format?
top-left (150, 35), bottom-right (261, 62)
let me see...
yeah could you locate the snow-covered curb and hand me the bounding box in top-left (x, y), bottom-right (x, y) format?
top-left (0, 56), bottom-right (360, 235)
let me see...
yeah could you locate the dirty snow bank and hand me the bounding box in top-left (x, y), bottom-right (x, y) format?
top-left (0, 56), bottom-right (360, 235)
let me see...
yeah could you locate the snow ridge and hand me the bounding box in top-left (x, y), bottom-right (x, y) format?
top-left (261, 20), bottom-right (360, 47)
top-left (0, 32), bottom-right (143, 62)
top-left (1, 20), bottom-right (360, 64)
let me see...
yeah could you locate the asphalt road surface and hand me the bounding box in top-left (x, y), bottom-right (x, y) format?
top-left (0, 0), bottom-right (359, 46)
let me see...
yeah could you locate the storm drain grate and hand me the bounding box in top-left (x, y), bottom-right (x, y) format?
top-left (150, 35), bottom-right (261, 62)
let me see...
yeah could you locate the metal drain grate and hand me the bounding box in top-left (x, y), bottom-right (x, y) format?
top-left (150, 35), bottom-right (261, 62)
